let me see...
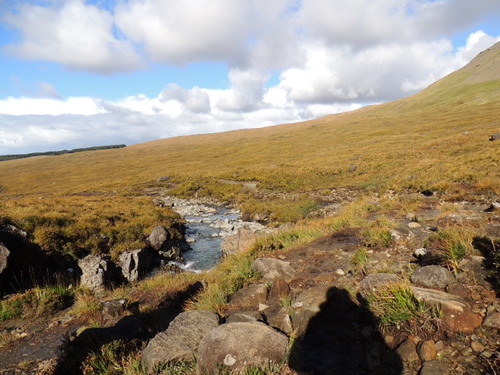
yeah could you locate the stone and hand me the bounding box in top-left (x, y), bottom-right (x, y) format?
top-left (408, 222), bottom-right (421, 228)
top-left (358, 273), bottom-right (401, 298)
top-left (251, 258), bottom-right (296, 282)
top-left (446, 282), bottom-right (469, 298)
top-left (0, 242), bottom-right (10, 274)
top-left (228, 284), bottom-right (268, 310)
top-left (197, 322), bottom-right (288, 373)
top-left (118, 248), bottom-right (152, 282)
top-left (263, 306), bottom-right (293, 334)
top-left (410, 265), bottom-right (454, 289)
top-left (483, 312), bottom-right (500, 329)
top-left (437, 213), bottom-right (483, 228)
top-left (226, 311), bottom-right (263, 323)
top-left (471, 341), bottom-right (485, 353)
top-left (417, 340), bottom-right (436, 362)
top-left (141, 310), bottom-right (219, 371)
top-left (268, 278), bottom-right (290, 300)
top-left (489, 132), bottom-right (500, 141)
top-left (411, 287), bottom-right (482, 333)
top-left (419, 359), bottom-right (450, 375)
top-left (78, 255), bottom-right (116, 291)
top-left (485, 223), bottom-right (500, 238)
top-left (221, 227), bottom-right (259, 257)
top-left (101, 299), bottom-right (127, 319)
top-left (395, 339), bottom-right (419, 364)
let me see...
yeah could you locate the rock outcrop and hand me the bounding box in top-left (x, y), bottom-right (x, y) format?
top-left (251, 257), bottom-right (296, 282)
top-left (78, 255), bottom-right (118, 291)
top-left (118, 248), bottom-right (152, 282)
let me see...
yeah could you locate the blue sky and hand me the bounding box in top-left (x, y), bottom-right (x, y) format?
top-left (0, 0), bottom-right (499, 154)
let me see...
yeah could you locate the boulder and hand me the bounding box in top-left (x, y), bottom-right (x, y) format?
top-left (419, 359), bottom-right (450, 375)
top-left (228, 284), bottom-right (268, 310)
top-left (395, 339), bottom-right (419, 364)
top-left (141, 310), bottom-right (219, 371)
top-left (101, 299), bottom-right (128, 320)
top-left (489, 132), bottom-right (500, 141)
top-left (118, 248), bottom-right (152, 282)
top-left (251, 258), bottom-right (296, 283)
top-left (410, 265), bottom-right (454, 289)
top-left (221, 227), bottom-right (259, 257)
top-left (78, 255), bottom-right (117, 291)
top-left (437, 213), bottom-right (483, 228)
top-left (226, 311), bottom-right (263, 323)
top-left (147, 225), bottom-right (183, 260)
top-left (0, 242), bottom-right (10, 274)
top-left (411, 287), bottom-right (482, 333)
top-left (263, 306), bottom-right (293, 334)
top-left (291, 285), bottom-right (330, 334)
top-left (197, 322), bottom-right (288, 373)
top-left (268, 278), bottom-right (290, 301)
top-left (358, 273), bottom-right (401, 299)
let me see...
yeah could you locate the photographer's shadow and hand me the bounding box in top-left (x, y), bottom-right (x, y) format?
top-left (289, 287), bottom-right (403, 375)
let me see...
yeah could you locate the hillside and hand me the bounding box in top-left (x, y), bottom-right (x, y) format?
top-left (0, 43), bottom-right (498, 201)
top-left (0, 43), bottom-right (499, 375)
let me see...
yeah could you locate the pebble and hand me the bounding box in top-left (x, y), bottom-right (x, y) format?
top-left (471, 341), bottom-right (485, 353)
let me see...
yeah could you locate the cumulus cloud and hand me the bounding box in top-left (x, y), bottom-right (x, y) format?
top-left (2, 0), bottom-right (141, 73)
top-left (0, 0), bottom-right (499, 154)
top-left (114, 0), bottom-right (251, 64)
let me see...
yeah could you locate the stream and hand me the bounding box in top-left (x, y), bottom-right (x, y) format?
top-left (160, 197), bottom-right (266, 271)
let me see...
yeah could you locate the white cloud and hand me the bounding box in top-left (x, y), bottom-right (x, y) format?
top-left (0, 97), bottom-right (101, 116)
top-left (3, 0), bottom-right (141, 73)
top-left (114, 0), bottom-right (251, 64)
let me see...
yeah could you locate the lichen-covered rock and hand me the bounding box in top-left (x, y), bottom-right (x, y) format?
top-left (197, 322), bottom-right (288, 373)
top-left (221, 227), bottom-right (259, 257)
top-left (141, 310), bottom-right (219, 371)
top-left (251, 258), bottom-right (296, 282)
top-left (410, 265), bottom-right (454, 289)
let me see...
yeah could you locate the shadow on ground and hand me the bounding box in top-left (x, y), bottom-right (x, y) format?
top-left (53, 281), bottom-right (203, 374)
top-left (289, 287), bottom-right (403, 375)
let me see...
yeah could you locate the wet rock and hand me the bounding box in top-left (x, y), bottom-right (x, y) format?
top-left (221, 227), bottom-right (259, 257)
top-left (141, 310), bottom-right (219, 371)
top-left (251, 258), bottom-right (296, 282)
top-left (0, 242), bottom-right (9, 274)
top-left (417, 340), bottom-right (436, 362)
top-left (419, 359), bottom-right (450, 375)
top-left (411, 265), bottom-right (454, 289)
top-left (411, 287), bottom-right (482, 333)
top-left (78, 255), bottom-right (117, 291)
top-left (197, 322), bottom-right (288, 373)
top-left (358, 273), bottom-right (401, 298)
top-left (118, 248), bottom-right (152, 282)
top-left (228, 284), bottom-right (268, 310)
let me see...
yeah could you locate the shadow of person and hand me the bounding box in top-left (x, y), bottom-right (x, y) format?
top-left (289, 287), bottom-right (403, 375)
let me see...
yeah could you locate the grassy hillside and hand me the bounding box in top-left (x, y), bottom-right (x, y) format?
top-left (1, 44), bottom-right (498, 201)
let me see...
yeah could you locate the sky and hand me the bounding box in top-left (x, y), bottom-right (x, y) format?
top-left (0, 0), bottom-right (499, 154)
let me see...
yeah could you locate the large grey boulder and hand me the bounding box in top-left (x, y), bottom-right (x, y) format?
top-left (141, 310), bottom-right (219, 371)
top-left (118, 248), bottom-right (152, 282)
top-left (410, 265), bottom-right (454, 289)
top-left (0, 242), bottom-right (10, 274)
top-left (147, 225), bottom-right (182, 260)
top-left (251, 258), bottom-right (296, 282)
top-left (358, 273), bottom-right (401, 298)
top-left (78, 255), bottom-right (116, 291)
top-left (197, 322), bottom-right (288, 373)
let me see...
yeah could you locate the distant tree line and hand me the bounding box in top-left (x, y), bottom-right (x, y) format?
top-left (0, 144), bottom-right (126, 162)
